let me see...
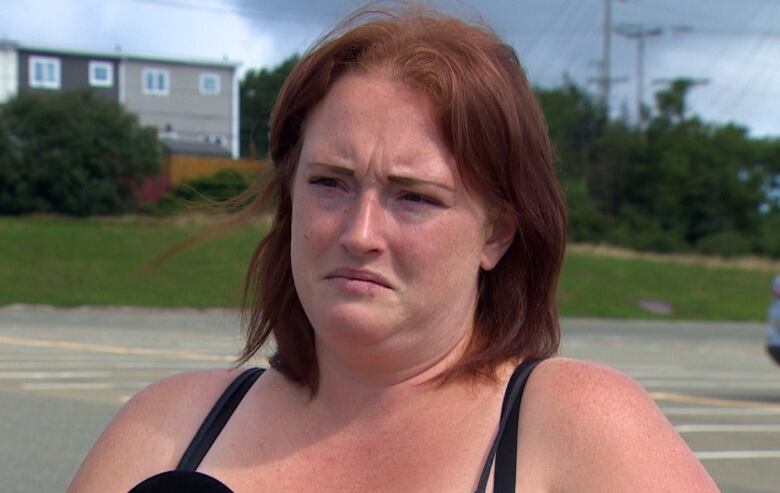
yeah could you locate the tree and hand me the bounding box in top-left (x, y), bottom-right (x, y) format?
top-left (654, 78), bottom-right (697, 124)
top-left (537, 77), bottom-right (780, 257)
top-left (536, 80), bottom-right (607, 181)
top-left (0, 90), bottom-right (161, 215)
top-left (240, 55), bottom-right (299, 158)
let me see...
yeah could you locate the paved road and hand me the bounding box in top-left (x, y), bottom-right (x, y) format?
top-left (1, 305), bottom-right (777, 492)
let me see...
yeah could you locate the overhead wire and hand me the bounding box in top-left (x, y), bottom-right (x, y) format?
top-left (607, 0), bottom-right (779, 129)
top-left (509, 0), bottom-right (581, 57)
top-left (626, 0), bottom-right (763, 32)
top-left (714, 1), bottom-right (780, 121)
top-left (529, 0), bottom-right (596, 86)
top-left (545, 1), bottom-right (604, 84)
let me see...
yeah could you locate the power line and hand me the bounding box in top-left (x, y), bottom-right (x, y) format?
top-left (511, 0), bottom-right (579, 59)
top-left (526, 1), bottom-right (594, 84)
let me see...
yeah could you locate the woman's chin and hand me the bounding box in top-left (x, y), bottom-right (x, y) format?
top-left (313, 310), bottom-right (403, 348)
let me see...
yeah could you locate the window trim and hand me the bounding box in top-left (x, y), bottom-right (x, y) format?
top-left (89, 61), bottom-right (114, 87)
top-left (29, 56), bottom-right (61, 89)
top-left (142, 68), bottom-right (170, 96)
top-left (199, 73), bottom-right (221, 95)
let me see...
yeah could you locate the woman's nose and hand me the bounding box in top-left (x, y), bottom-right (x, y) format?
top-left (338, 192), bottom-right (385, 256)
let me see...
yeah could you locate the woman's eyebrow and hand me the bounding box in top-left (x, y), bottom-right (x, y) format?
top-left (308, 161), bottom-right (355, 176)
top-left (307, 161), bottom-right (454, 192)
top-left (307, 162), bottom-right (354, 176)
top-left (388, 175), bottom-right (454, 192)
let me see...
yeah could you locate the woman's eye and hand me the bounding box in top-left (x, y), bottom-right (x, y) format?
top-left (308, 176), bottom-right (342, 188)
top-left (400, 192), bottom-right (440, 206)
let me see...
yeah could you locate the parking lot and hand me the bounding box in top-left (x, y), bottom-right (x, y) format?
top-left (0, 306), bottom-right (777, 492)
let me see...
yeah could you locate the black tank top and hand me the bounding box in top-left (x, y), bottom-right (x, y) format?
top-left (129, 359), bottom-right (541, 493)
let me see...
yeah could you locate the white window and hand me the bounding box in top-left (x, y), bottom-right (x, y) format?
top-left (29, 56), bottom-right (60, 89)
top-left (199, 73), bottom-right (220, 95)
top-left (142, 68), bottom-right (169, 95)
top-left (89, 61), bottom-right (113, 87)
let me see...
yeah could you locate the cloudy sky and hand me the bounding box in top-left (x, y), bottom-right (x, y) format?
top-left (1, 0), bottom-right (778, 137)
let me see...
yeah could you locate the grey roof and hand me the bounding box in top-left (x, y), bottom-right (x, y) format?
top-left (14, 42), bottom-right (240, 69)
top-left (162, 139), bottom-right (232, 158)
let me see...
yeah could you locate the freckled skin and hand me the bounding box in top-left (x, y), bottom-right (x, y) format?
top-left (290, 73), bottom-right (508, 375)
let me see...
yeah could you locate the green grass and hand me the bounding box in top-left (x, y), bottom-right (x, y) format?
top-left (0, 215), bottom-right (264, 307)
top-left (0, 216), bottom-right (773, 319)
top-left (559, 251), bottom-right (772, 320)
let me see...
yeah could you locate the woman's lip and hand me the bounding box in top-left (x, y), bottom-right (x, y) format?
top-left (324, 268), bottom-right (393, 289)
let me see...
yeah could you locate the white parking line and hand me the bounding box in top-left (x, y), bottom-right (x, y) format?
top-left (642, 380), bottom-right (780, 390)
top-left (662, 407), bottom-right (780, 416)
top-left (695, 450), bottom-right (780, 460)
top-left (629, 370), bottom-right (780, 381)
top-left (21, 382), bottom-right (149, 390)
top-left (0, 335), bottom-right (234, 362)
top-left (617, 364), bottom-right (686, 372)
top-left (0, 371), bottom-right (113, 379)
top-left (677, 424), bottom-right (780, 433)
top-left (651, 392), bottom-right (780, 409)
top-left (0, 361), bottom-right (217, 369)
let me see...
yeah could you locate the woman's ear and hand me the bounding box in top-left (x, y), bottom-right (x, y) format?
top-left (480, 212), bottom-right (516, 271)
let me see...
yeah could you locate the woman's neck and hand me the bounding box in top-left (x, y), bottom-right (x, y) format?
top-left (309, 321), bottom-right (475, 426)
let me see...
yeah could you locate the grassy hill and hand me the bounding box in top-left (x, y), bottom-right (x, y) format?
top-left (0, 216), bottom-right (774, 320)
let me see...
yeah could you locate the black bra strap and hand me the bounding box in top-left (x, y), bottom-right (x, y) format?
top-left (177, 367), bottom-right (265, 471)
top-left (474, 359), bottom-right (542, 493)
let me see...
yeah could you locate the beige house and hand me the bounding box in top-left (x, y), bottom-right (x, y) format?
top-left (0, 41), bottom-right (241, 158)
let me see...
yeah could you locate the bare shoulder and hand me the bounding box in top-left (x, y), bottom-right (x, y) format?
top-left (518, 358), bottom-right (719, 492)
top-left (67, 367), bottom-right (246, 493)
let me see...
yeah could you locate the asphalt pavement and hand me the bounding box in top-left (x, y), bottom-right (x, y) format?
top-left (0, 305), bottom-right (777, 493)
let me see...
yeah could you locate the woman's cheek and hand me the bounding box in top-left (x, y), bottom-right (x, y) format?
top-left (303, 212), bottom-right (340, 253)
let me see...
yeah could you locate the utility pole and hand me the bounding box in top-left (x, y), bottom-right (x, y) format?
top-left (601, 0), bottom-right (612, 108)
top-left (615, 23), bottom-right (663, 128)
top-left (589, 0), bottom-right (628, 113)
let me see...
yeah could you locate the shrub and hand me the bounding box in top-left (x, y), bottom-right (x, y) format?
top-left (756, 211), bottom-right (780, 258)
top-left (0, 91), bottom-right (161, 215)
top-left (696, 230), bottom-right (754, 258)
top-left (564, 178), bottom-right (608, 242)
top-left (602, 205), bottom-right (688, 253)
top-left (172, 169), bottom-right (251, 202)
top-left (142, 169), bottom-right (253, 216)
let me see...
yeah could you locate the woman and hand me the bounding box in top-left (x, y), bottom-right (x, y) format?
top-left (68, 4), bottom-right (718, 492)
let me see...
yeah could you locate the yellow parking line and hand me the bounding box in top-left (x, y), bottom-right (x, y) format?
top-left (651, 391), bottom-right (780, 409)
top-left (0, 335), bottom-right (234, 362)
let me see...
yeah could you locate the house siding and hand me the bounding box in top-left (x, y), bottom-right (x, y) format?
top-left (4, 42), bottom-right (239, 158)
top-left (122, 60), bottom-right (234, 153)
top-left (17, 49), bottom-right (119, 100)
top-left (0, 43), bottom-right (18, 103)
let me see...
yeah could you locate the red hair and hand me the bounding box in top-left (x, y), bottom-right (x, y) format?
top-left (240, 4), bottom-right (567, 393)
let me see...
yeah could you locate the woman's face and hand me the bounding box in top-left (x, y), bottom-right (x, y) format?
top-left (290, 73), bottom-right (513, 363)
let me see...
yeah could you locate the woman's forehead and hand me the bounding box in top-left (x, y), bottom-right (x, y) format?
top-left (298, 75), bottom-right (456, 175)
